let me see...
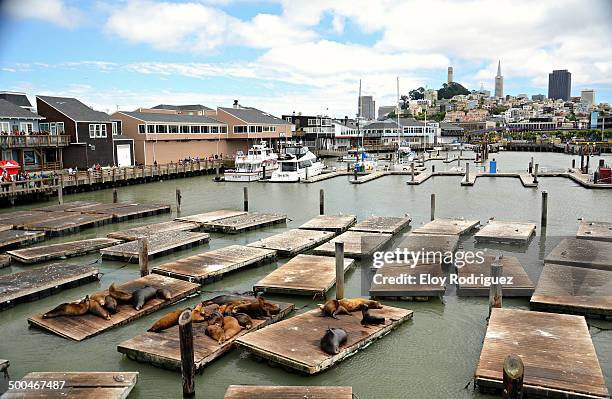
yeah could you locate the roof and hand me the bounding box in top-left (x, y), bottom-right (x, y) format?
top-left (398, 117), bottom-right (425, 127)
top-left (0, 92), bottom-right (33, 108)
top-left (439, 122), bottom-right (464, 131)
top-left (362, 120), bottom-right (399, 130)
top-left (0, 99), bottom-right (43, 120)
top-left (152, 104), bottom-right (212, 112)
top-left (332, 119), bottom-right (359, 129)
top-left (219, 106), bottom-right (290, 125)
top-left (118, 111), bottom-right (224, 124)
top-left (37, 95), bottom-right (111, 122)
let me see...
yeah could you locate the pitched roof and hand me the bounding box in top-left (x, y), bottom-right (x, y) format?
top-left (118, 111), bottom-right (224, 124)
top-left (362, 120), bottom-right (399, 130)
top-left (152, 104), bottom-right (212, 112)
top-left (0, 99), bottom-right (43, 119)
top-left (0, 92), bottom-right (33, 108)
top-left (219, 107), bottom-right (290, 125)
top-left (37, 95), bottom-right (111, 122)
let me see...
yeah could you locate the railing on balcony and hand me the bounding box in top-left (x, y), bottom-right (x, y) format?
top-left (0, 135), bottom-right (70, 148)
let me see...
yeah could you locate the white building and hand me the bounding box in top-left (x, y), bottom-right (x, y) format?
top-left (581, 89), bottom-right (595, 107)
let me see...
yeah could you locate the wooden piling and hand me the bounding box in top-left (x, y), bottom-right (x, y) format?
top-left (572, 159), bottom-right (576, 169)
top-left (411, 162), bottom-right (415, 182)
top-left (243, 187), bottom-right (249, 211)
top-left (179, 309), bottom-right (195, 398)
top-left (113, 188), bottom-right (118, 203)
top-left (533, 164), bottom-right (538, 183)
top-left (529, 157), bottom-right (533, 174)
top-left (57, 184), bottom-right (63, 205)
top-left (430, 193), bottom-right (435, 221)
top-left (465, 162), bottom-right (470, 182)
top-left (541, 191), bottom-right (548, 227)
top-left (262, 165), bottom-right (266, 180)
top-left (176, 189), bottom-right (182, 213)
top-left (489, 257), bottom-right (503, 316)
top-left (432, 165), bottom-right (435, 173)
top-left (586, 155), bottom-right (590, 174)
top-left (319, 189), bottom-right (324, 215)
top-left (335, 242), bottom-right (345, 300)
top-left (138, 238), bottom-right (149, 277)
top-left (502, 354), bottom-right (524, 399)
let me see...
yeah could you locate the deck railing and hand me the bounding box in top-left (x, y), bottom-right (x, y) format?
top-left (0, 135), bottom-right (70, 148)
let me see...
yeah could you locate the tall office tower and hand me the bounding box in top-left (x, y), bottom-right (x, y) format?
top-left (494, 60), bottom-right (504, 98)
top-left (358, 96), bottom-right (375, 120)
top-left (548, 70), bottom-right (571, 100)
top-left (580, 89), bottom-right (595, 106)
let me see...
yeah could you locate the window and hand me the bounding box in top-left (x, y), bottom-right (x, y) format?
top-left (270, 126), bottom-right (276, 132)
top-left (220, 126), bottom-right (227, 133)
top-left (157, 125), bottom-right (167, 133)
top-left (308, 118), bottom-right (317, 125)
top-left (256, 126), bottom-right (263, 133)
top-left (20, 122), bottom-right (34, 134)
top-left (138, 124), bottom-right (146, 134)
top-left (180, 125), bottom-right (190, 133)
top-left (0, 122), bottom-right (9, 133)
top-left (211, 126), bottom-right (219, 133)
top-left (201, 126), bottom-right (209, 133)
top-left (234, 125), bottom-right (247, 133)
top-left (190, 125), bottom-right (201, 133)
top-left (147, 125), bottom-right (155, 133)
top-left (169, 125), bottom-right (179, 133)
top-left (90, 124), bottom-right (96, 138)
top-left (112, 122), bottom-right (118, 135)
top-left (100, 124), bottom-right (107, 138)
top-left (263, 126), bottom-right (269, 132)
top-left (39, 123), bottom-right (49, 132)
top-left (285, 117), bottom-right (292, 122)
top-left (249, 126), bottom-right (256, 133)
top-left (56, 122), bottom-right (64, 134)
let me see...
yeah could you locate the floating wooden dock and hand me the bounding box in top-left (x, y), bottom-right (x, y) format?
top-left (28, 274), bottom-right (200, 341)
top-left (302, 170), bottom-right (351, 183)
top-left (117, 296), bottom-right (294, 371)
top-left (576, 220), bottom-right (612, 242)
top-left (545, 238), bottom-right (612, 271)
top-left (0, 210), bottom-right (50, 228)
top-left (312, 231), bottom-right (393, 259)
top-left (1, 371), bottom-right (138, 399)
top-left (175, 209), bottom-right (247, 225)
top-left (369, 261), bottom-right (445, 299)
top-left (474, 220), bottom-right (536, 244)
top-left (0, 263), bottom-right (100, 311)
top-left (152, 245), bottom-right (277, 284)
top-left (104, 203), bottom-right (171, 221)
top-left (224, 385), bottom-right (353, 399)
top-left (236, 305), bottom-right (413, 374)
top-left (254, 254), bottom-right (354, 296)
top-left (100, 231), bottom-right (209, 261)
top-left (247, 229), bottom-right (335, 256)
top-left (202, 212), bottom-right (287, 234)
top-left (475, 308), bottom-right (609, 399)
top-left (461, 172), bottom-right (537, 188)
top-left (412, 218), bottom-right (480, 235)
top-left (299, 214), bottom-right (357, 233)
top-left (107, 220), bottom-right (199, 241)
top-left (36, 200), bottom-right (99, 212)
top-left (19, 213), bottom-right (113, 236)
top-left (0, 254), bottom-right (10, 268)
top-left (396, 233), bottom-right (460, 261)
top-left (530, 263), bottom-right (612, 318)
top-left (349, 215), bottom-right (412, 234)
top-left (456, 255), bottom-right (535, 296)
top-left (7, 238), bottom-right (121, 264)
top-left (0, 229), bottom-right (45, 250)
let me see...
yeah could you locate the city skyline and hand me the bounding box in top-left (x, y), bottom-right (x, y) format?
top-left (0, 0), bottom-right (611, 118)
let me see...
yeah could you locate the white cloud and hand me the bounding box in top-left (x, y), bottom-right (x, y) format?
top-left (3, 0), bottom-right (84, 29)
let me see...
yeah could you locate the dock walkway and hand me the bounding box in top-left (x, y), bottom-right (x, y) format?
top-left (544, 238), bottom-right (612, 271)
top-left (224, 385), bottom-right (352, 399)
top-left (474, 221), bottom-right (536, 244)
top-left (7, 238), bottom-right (121, 263)
top-left (100, 231), bottom-right (210, 261)
top-left (313, 231), bottom-right (393, 259)
top-left (576, 221), bottom-right (612, 242)
top-left (349, 216), bottom-right (411, 234)
top-left (456, 255), bottom-right (534, 296)
top-left (299, 215), bottom-right (356, 233)
top-left (247, 229), bottom-right (335, 256)
top-left (202, 212), bottom-right (286, 234)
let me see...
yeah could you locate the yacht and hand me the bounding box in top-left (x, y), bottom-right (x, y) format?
top-left (269, 143), bottom-right (324, 182)
top-left (224, 142), bottom-right (278, 182)
top-left (397, 141), bottom-right (416, 162)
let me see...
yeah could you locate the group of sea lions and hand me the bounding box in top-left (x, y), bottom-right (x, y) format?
top-left (148, 295), bottom-right (280, 344)
top-left (42, 283), bottom-right (172, 320)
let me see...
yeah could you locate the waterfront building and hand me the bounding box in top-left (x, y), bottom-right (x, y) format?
top-left (151, 104), bottom-right (212, 116)
top-left (362, 117), bottom-right (440, 147)
top-left (282, 113), bottom-right (333, 150)
top-left (494, 60), bottom-right (503, 98)
top-left (548, 70), bottom-right (571, 101)
top-left (358, 96), bottom-right (376, 120)
top-left (438, 122), bottom-right (465, 144)
top-left (0, 91), bottom-right (36, 112)
top-left (331, 118), bottom-right (360, 150)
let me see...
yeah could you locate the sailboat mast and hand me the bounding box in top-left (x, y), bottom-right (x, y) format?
top-left (358, 79), bottom-right (362, 148)
top-left (397, 76), bottom-right (401, 150)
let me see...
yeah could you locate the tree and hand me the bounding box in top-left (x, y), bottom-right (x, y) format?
top-left (437, 82), bottom-right (470, 100)
top-left (408, 87), bottom-right (425, 100)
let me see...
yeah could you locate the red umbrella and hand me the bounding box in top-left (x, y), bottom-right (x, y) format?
top-left (0, 160), bottom-right (20, 175)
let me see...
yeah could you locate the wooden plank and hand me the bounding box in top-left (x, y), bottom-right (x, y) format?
top-left (456, 255), bottom-right (535, 297)
top-left (101, 231), bottom-right (210, 261)
top-left (64, 202), bottom-right (134, 214)
top-left (254, 254), bottom-right (354, 296)
top-left (28, 274), bottom-right (200, 341)
top-left (0, 210), bottom-right (55, 228)
top-left (102, 203), bottom-right (171, 221)
top-left (349, 215), bottom-right (412, 234)
top-left (202, 212), bottom-right (287, 234)
top-left (412, 218), bottom-right (480, 235)
top-left (299, 215), bottom-right (356, 233)
top-left (475, 308), bottom-right (609, 399)
top-left (0, 224), bottom-right (13, 232)
top-left (152, 245), bottom-right (277, 284)
top-left (0, 229), bottom-right (45, 250)
top-left (117, 296), bottom-right (294, 371)
top-left (107, 220), bottom-right (199, 241)
top-left (7, 238), bottom-right (122, 264)
top-left (19, 213), bottom-right (112, 236)
top-left (395, 233), bottom-right (460, 261)
top-left (247, 229), bottom-right (335, 256)
top-left (35, 201), bottom-right (100, 212)
top-left (2, 371), bottom-right (138, 399)
top-left (0, 264), bottom-right (100, 310)
top-left (369, 261), bottom-right (445, 298)
top-left (475, 221), bottom-right (536, 244)
top-left (530, 263), bottom-right (612, 317)
top-left (576, 221), bottom-right (612, 242)
top-left (545, 238), bottom-right (612, 271)
top-left (175, 210), bottom-right (247, 226)
top-left (236, 305), bottom-right (413, 374)
top-left (0, 254), bottom-right (10, 269)
top-left (312, 231), bottom-right (393, 259)
top-left (224, 385), bottom-right (353, 399)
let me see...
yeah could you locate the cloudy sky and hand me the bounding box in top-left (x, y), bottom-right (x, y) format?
top-left (0, 0), bottom-right (610, 117)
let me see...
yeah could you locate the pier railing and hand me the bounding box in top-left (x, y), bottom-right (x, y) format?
top-left (0, 134), bottom-right (70, 148)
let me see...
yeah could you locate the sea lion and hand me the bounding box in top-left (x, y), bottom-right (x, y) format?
top-left (339, 298), bottom-right (383, 312)
top-left (206, 324), bottom-right (226, 344)
top-left (156, 288), bottom-right (172, 300)
top-left (260, 298), bottom-right (280, 315)
top-left (360, 304), bottom-right (385, 326)
top-left (207, 310), bottom-right (223, 327)
top-left (192, 304), bottom-right (206, 322)
top-left (109, 283), bottom-right (132, 302)
top-left (103, 295), bottom-right (118, 314)
top-left (132, 286), bottom-right (158, 310)
top-left (42, 296), bottom-right (90, 319)
top-left (148, 309), bottom-right (183, 332)
top-left (222, 316), bottom-right (243, 340)
top-left (200, 303), bottom-right (220, 318)
top-left (320, 328), bottom-right (348, 355)
top-left (232, 297), bottom-right (271, 319)
top-left (233, 313), bottom-right (253, 329)
top-left (88, 298), bottom-right (111, 320)
top-left (320, 299), bottom-right (350, 319)
top-left (91, 293), bottom-right (106, 306)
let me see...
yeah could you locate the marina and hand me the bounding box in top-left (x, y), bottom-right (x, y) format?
top-left (7, 238), bottom-right (121, 263)
top-left (247, 229), bottom-right (335, 256)
top-left (349, 215), bottom-right (412, 234)
top-left (369, 261), bottom-right (446, 299)
top-left (299, 214), bottom-right (357, 233)
top-left (223, 386), bottom-right (353, 399)
top-left (576, 220), bottom-right (612, 242)
top-left (201, 212), bottom-right (287, 234)
top-left (312, 231), bottom-right (394, 259)
top-left (544, 238), bottom-right (612, 271)
top-left (456, 255), bottom-right (535, 296)
top-left (100, 231), bottom-right (210, 261)
top-left (412, 218), bottom-right (480, 235)
top-left (474, 220), bottom-right (537, 244)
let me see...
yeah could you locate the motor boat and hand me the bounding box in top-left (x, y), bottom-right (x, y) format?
top-left (224, 141), bottom-right (278, 182)
top-left (269, 142), bottom-right (324, 182)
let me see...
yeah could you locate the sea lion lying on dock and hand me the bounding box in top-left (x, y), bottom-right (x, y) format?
top-left (222, 316), bottom-right (243, 340)
top-left (233, 313), bottom-right (253, 329)
top-left (103, 295), bottom-right (118, 314)
top-left (109, 283), bottom-right (132, 302)
top-left (320, 298), bottom-right (383, 318)
top-left (206, 324), bottom-right (225, 344)
top-left (231, 297), bottom-right (279, 319)
top-left (149, 309), bottom-right (183, 332)
top-left (88, 298), bottom-right (111, 320)
top-left (360, 304), bottom-right (385, 326)
top-left (156, 288), bottom-right (172, 300)
top-left (132, 286), bottom-right (158, 311)
top-left (43, 296), bottom-right (90, 318)
top-left (91, 293), bottom-right (106, 307)
top-left (320, 328), bottom-right (348, 355)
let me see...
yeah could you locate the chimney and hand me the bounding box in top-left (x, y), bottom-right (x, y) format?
top-left (233, 100), bottom-right (239, 109)
top-left (344, 116), bottom-right (348, 125)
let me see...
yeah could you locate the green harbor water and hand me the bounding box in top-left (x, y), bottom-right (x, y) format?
top-left (1, 151), bottom-right (611, 399)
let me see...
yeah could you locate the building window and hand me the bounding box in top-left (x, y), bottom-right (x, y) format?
top-left (20, 122), bottom-right (34, 134)
top-left (169, 125), bottom-right (179, 133)
top-left (191, 125), bottom-right (201, 133)
top-left (147, 125), bottom-right (155, 133)
top-left (157, 125), bottom-right (167, 133)
top-left (220, 126), bottom-right (227, 133)
top-left (100, 124), bottom-right (107, 138)
top-left (234, 125), bottom-right (247, 133)
top-left (285, 117), bottom-right (292, 122)
top-left (201, 126), bottom-right (209, 133)
top-left (211, 126), bottom-right (219, 133)
top-left (112, 122), bottom-right (118, 135)
top-left (180, 125), bottom-right (190, 133)
top-left (308, 119), bottom-right (317, 125)
top-left (249, 126), bottom-right (256, 133)
top-left (138, 124), bottom-right (146, 134)
top-left (256, 126), bottom-right (263, 133)
top-left (0, 122), bottom-right (9, 133)
top-left (57, 122), bottom-right (64, 134)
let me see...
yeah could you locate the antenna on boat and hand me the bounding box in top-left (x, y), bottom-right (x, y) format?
top-left (357, 79), bottom-right (362, 149)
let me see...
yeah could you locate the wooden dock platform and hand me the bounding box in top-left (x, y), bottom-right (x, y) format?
top-left (107, 220), bottom-right (199, 241)
top-left (0, 263), bottom-right (100, 311)
top-left (104, 203), bottom-right (171, 221)
top-left (299, 215), bottom-right (356, 233)
top-left (7, 238), bottom-right (121, 264)
top-left (19, 213), bottom-right (113, 236)
top-left (576, 221), bottom-right (612, 242)
top-left (224, 385), bottom-right (353, 399)
top-left (35, 201), bottom-right (99, 212)
top-left (247, 229), bottom-right (335, 256)
top-left (152, 245), bottom-right (277, 284)
top-left (254, 254), bottom-right (354, 296)
top-left (369, 261), bottom-right (445, 298)
top-left (530, 263), bottom-right (612, 318)
top-left (349, 215), bottom-right (412, 234)
top-left (456, 255), bottom-right (535, 296)
top-left (100, 231), bottom-right (210, 261)
top-left (202, 212), bottom-right (287, 234)
top-left (303, 170), bottom-right (350, 183)
top-left (0, 210), bottom-right (50, 228)
top-left (474, 220), bottom-right (536, 244)
top-left (545, 238), bottom-right (612, 271)
top-left (461, 172), bottom-right (537, 188)
top-left (475, 308), bottom-right (609, 399)
top-left (412, 218), bottom-right (480, 235)
top-left (117, 296), bottom-right (294, 372)
top-left (0, 229), bottom-right (45, 250)
top-left (28, 274), bottom-right (200, 341)
top-left (236, 305), bottom-right (413, 374)
top-left (1, 371), bottom-right (138, 399)
top-left (0, 254), bottom-right (10, 268)
top-left (175, 210), bottom-right (247, 225)
top-left (396, 233), bottom-right (460, 261)
top-left (312, 231), bottom-right (393, 259)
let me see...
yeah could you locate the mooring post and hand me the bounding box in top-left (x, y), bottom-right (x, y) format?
top-left (57, 177), bottom-right (63, 205)
top-left (541, 191), bottom-right (548, 227)
top-left (430, 193), bottom-right (436, 221)
top-left (176, 189), bottom-right (182, 213)
top-left (262, 165), bottom-right (266, 180)
top-left (465, 162), bottom-right (470, 182)
top-left (528, 157), bottom-right (533, 174)
top-left (353, 164), bottom-right (358, 182)
top-left (215, 166), bottom-right (219, 179)
top-left (411, 162), bottom-right (415, 182)
top-left (112, 188), bottom-right (118, 203)
top-left (432, 164), bottom-right (435, 173)
top-left (489, 256), bottom-right (503, 317)
top-left (178, 309), bottom-right (195, 398)
top-left (346, 162), bottom-right (350, 172)
top-left (502, 354), bottom-right (524, 399)
top-left (335, 242), bottom-right (345, 300)
top-left (243, 186), bottom-right (249, 211)
top-left (580, 153), bottom-right (584, 172)
top-left (138, 238), bottom-right (149, 277)
top-left (305, 166), bottom-right (310, 181)
top-left (571, 159), bottom-right (576, 169)
top-left (533, 163), bottom-right (539, 183)
top-left (319, 189), bottom-right (324, 215)
top-left (586, 155), bottom-right (590, 174)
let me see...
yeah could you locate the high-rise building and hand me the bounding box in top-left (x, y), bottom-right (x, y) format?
top-left (358, 96), bottom-right (375, 120)
top-left (494, 60), bottom-right (503, 98)
top-left (581, 89), bottom-right (595, 106)
top-left (447, 67), bottom-right (453, 83)
top-left (548, 70), bottom-right (571, 101)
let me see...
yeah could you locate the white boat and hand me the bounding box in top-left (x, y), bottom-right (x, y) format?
top-left (397, 141), bottom-right (416, 162)
top-left (224, 142), bottom-right (278, 182)
top-left (269, 143), bottom-right (324, 182)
